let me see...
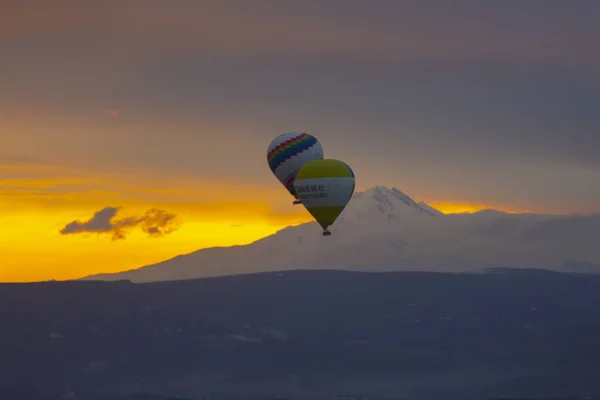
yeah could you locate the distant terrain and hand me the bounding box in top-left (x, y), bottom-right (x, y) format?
top-left (82, 186), bottom-right (600, 283)
top-left (3, 269), bottom-right (600, 399)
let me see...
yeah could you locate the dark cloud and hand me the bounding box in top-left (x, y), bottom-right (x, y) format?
top-left (59, 207), bottom-right (180, 240)
top-left (3, 1), bottom-right (600, 211)
top-left (2, 1), bottom-right (598, 68)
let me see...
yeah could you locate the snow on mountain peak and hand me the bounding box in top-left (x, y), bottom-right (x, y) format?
top-left (348, 185), bottom-right (438, 217)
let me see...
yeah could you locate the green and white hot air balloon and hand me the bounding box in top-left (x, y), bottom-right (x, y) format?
top-left (293, 159), bottom-right (355, 236)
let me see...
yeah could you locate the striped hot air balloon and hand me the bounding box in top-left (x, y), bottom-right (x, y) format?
top-left (267, 132), bottom-right (324, 204)
top-left (293, 159), bottom-right (355, 236)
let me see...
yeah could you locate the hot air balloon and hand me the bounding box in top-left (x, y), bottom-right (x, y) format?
top-left (267, 132), bottom-right (324, 205)
top-left (293, 159), bottom-right (355, 236)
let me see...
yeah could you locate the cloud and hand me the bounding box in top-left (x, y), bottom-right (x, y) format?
top-left (59, 206), bottom-right (180, 240)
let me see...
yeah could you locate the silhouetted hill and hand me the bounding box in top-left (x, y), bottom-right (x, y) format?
top-left (2, 270), bottom-right (600, 399)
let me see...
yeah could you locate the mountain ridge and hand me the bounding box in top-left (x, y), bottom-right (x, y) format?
top-left (81, 185), bottom-right (600, 283)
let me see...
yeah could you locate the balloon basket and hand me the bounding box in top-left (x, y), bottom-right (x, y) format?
top-left (322, 231), bottom-right (331, 236)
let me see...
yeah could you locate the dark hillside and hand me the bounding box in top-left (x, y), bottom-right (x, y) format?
top-left (1, 269), bottom-right (600, 399)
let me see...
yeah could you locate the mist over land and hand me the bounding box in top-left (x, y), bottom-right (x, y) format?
top-left (83, 186), bottom-right (600, 283)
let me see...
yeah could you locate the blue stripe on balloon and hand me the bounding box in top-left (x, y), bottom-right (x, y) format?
top-left (269, 135), bottom-right (317, 172)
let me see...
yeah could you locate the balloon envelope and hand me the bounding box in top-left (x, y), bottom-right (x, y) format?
top-left (267, 132), bottom-right (324, 200)
top-left (293, 159), bottom-right (355, 233)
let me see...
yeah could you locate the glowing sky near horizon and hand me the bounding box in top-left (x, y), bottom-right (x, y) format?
top-left (2, 1), bottom-right (600, 282)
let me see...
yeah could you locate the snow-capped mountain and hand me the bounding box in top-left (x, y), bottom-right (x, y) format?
top-left (82, 186), bottom-right (600, 282)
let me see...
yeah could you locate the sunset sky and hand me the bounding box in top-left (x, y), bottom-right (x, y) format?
top-left (2, 1), bottom-right (600, 282)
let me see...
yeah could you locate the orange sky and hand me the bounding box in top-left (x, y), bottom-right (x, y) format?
top-left (0, 157), bottom-right (532, 283)
top-left (0, 114), bottom-right (520, 283)
top-left (2, 2), bottom-right (599, 282)
top-left (0, 160), bottom-right (308, 282)
top-left (0, 112), bottom-right (578, 283)
top-left (0, 80), bottom-right (590, 284)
